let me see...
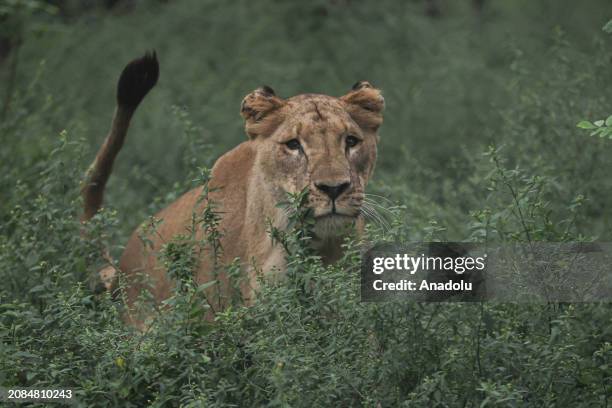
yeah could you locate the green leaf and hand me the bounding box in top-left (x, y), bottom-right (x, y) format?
top-left (603, 19), bottom-right (612, 33)
top-left (590, 128), bottom-right (604, 137)
top-left (605, 115), bottom-right (612, 127)
top-left (197, 280), bottom-right (218, 292)
top-left (594, 120), bottom-right (605, 127)
top-left (29, 284), bottom-right (47, 293)
top-left (577, 121), bottom-right (596, 129)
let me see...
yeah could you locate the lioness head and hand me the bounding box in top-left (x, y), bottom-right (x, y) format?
top-left (240, 81), bottom-right (384, 240)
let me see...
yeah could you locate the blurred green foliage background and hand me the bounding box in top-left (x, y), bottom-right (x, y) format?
top-left (1, 0), bottom-right (611, 406)
top-left (2, 0), bottom-right (610, 239)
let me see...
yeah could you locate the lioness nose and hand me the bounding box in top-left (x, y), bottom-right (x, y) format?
top-left (315, 181), bottom-right (350, 201)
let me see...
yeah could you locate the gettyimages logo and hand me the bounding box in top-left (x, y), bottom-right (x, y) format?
top-left (361, 242), bottom-right (612, 302)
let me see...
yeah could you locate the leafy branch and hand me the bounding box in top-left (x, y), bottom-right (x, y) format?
top-left (576, 19), bottom-right (612, 139)
top-left (577, 116), bottom-right (612, 139)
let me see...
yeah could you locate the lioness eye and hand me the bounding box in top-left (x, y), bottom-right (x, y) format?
top-left (285, 139), bottom-right (302, 151)
top-left (345, 135), bottom-right (361, 148)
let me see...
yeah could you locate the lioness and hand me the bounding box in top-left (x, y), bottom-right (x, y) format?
top-left (82, 52), bottom-right (384, 319)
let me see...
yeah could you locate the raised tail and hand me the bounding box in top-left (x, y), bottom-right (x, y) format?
top-left (81, 51), bottom-right (159, 222)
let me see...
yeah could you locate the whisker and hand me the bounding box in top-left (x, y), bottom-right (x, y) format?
top-left (369, 203), bottom-right (393, 231)
top-left (364, 209), bottom-right (389, 233)
top-left (359, 207), bottom-right (379, 228)
top-left (364, 193), bottom-right (395, 205)
top-left (361, 202), bottom-right (391, 232)
top-left (363, 201), bottom-right (397, 230)
top-left (363, 198), bottom-right (395, 215)
top-left (363, 194), bottom-right (399, 218)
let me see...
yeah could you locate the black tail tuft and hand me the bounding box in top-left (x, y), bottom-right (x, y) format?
top-left (117, 51), bottom-right (159, 108)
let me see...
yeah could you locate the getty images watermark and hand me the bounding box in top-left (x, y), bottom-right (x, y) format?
top-left (361, 242), bottom-right (612, 302)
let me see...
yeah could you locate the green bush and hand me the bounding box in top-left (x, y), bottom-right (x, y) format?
top-left (1, 1), bottom-right (611, 406)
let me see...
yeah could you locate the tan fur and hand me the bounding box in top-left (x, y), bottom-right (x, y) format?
top-left (86, 68), bottom-right (384, 324)
top-left (81, 107), bottom-right (135, 222)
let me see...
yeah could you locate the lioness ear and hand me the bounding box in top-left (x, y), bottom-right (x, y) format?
top-left (340, 81), bottom-right (384, 131)
top-left (240, 86), bottom-right (286, 139)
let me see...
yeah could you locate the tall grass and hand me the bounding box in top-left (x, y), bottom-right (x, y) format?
top-left (1, 0), bottom-right (611, 406)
